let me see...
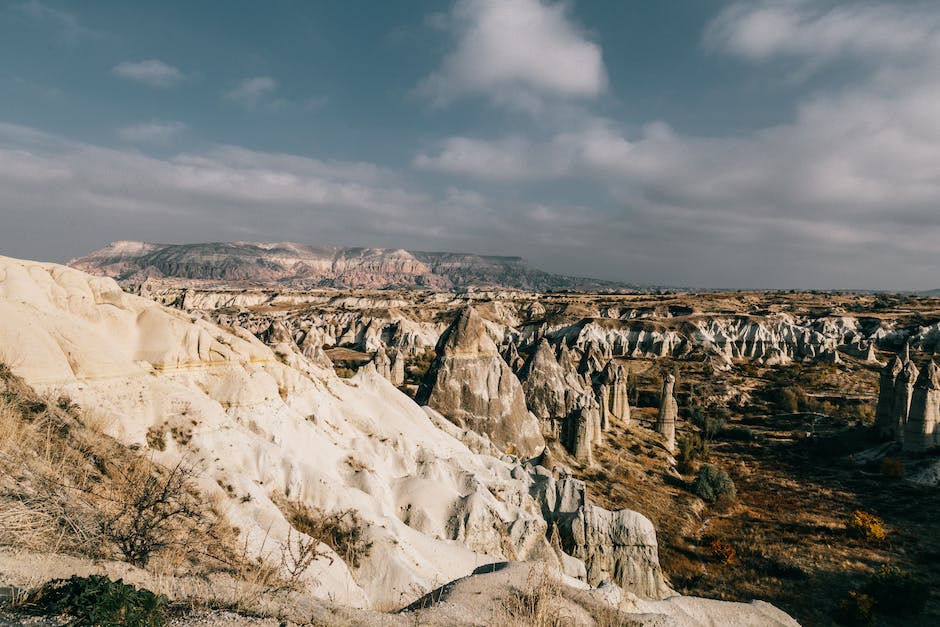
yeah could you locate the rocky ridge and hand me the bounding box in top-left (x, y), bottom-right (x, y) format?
top-left (69, 241), bottom-right (632, 291)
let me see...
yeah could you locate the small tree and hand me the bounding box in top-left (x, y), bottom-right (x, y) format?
top-left (97, 458), bottom-right (205, 567)
top-left (693, 464), bottom-right (736, 504)
top-left (677, 433), bottom-right (705, 474)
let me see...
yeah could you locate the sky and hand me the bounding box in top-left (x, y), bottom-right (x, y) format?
top-left (1, 0), bottom-right (939, 290)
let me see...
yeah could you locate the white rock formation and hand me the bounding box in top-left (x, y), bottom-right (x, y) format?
top-left (416, 307), bottom-right (545, 457)
top-left (904, 360), bottom-right (940, 452)
top-left (0, 256), bottom-right (552, 609)
top-left (656, 375), bottom-right (678, 452)
top-left (0, 255), bottom-right (799, 624)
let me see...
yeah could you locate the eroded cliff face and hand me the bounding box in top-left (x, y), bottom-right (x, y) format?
top-left (132, 284), bottom-right (925, 372)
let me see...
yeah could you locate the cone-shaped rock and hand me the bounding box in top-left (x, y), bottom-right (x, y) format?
top-left (655, 374), bottom-right (678, 452)
top-left (416, 307), bottom-right (544, 457)
top-left (390, 351), bottom-right (405, 386)
top-left (595, 361), bottom-right (630, 431)
top-left (298, 329), bottom-right (334, 369)
top-left (520, 339), bottom-right (583, 432)
top-left (891, 358), bottom-right (919, 442)
top-left (874, 355), bottom-right (903, 438)
top-left (564, 394), bottom-right (598, 465)
top-left (503, 341), bottom-right (525, 372)
top-left (373, 348), bottom-right (392, 381)
top-left (904, 360), bottom-right (940, 452)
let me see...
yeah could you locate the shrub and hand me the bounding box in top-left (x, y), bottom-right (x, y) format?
top-left (282, 503), bottom-right (373, 569)
top-left (775, 387), bottom-right (801, 413)
top-left (690, 405), bottom-right (728, 441)
top-left (708, 539), bottom-right (735, 565)
top-left (863, 565), bottom-right (928, 617)
top-left (693, 464), bottom-right (736, 504)
top-left (677, 433), bottom-right (705, 474)
top-left (17, 575), bottom-right (166, 626)
top-left (334, 367), bottom-right (356, 378)
top-left (97, 458), bottom-right (206, 567)
top-left (721, 426), bottom-right (756, 442)
top-left (879, 456), bottom-right (904, 480)
top-left (406, 349), bottom-right (436, 382)
top-left (847, 510), bottom-right (886, 543)
top-left (836, 591), bottom-right (875, 626)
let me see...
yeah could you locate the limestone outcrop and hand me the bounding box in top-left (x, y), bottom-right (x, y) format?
top-left (875, 355), bottom-right (904, 438)
top-left (905, 360), bottom-right (940, 452)
top-left (873, 346), bottom-right (921, 442)
top-left (0, 254), bottom-right (802, 625)
top-left (563, 395), bottom-right (599, 465)
top-left (416, 307), bottom-right (544, 457)
top-left (520, 339), bottom-right (583, 430)
top-left (373, 348), bottom-right (392, 381)
top-left (594, 361), bottom-right (630, 430)
top-left (390, 351), bottom-right (405, 386)
top-left (655, 374), bottom-right (678, 452)
top-left (530, 474), bottom-right (672, 598)
top-left (893, 359), bottom-right (919, 441)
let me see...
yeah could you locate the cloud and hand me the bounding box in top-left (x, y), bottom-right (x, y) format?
top-left (112, 60), bottom-right (185, 88)
top-left (414, 136), bottom-right (547, 180)
top-left (223, 76), bottom-right (279, 109)
top-left (0, 123), bottom-right (462, 260)
top-left (19, 0), bottom-right (99, 42)
top-left (412, 1), bottom-right (940, 288)
top-left (418, 0), bottom-right (606, 108)
top-left (704, 0), bottom-right (940, 67)
top-left (117, 122), bottom-right (186, 144)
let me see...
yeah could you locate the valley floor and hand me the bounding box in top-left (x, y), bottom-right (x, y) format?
top-left (580, 368), bottom-right (940, 626)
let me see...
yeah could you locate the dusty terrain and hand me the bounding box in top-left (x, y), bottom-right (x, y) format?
top-left (0, 255), bottom-right (809, 626)
top-left (131, 283), bottom-right (940, 625)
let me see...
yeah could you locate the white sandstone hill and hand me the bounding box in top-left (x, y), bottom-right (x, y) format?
top-left (0, 255), bottom-right (797, 625)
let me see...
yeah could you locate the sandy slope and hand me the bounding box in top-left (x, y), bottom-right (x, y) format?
top-left (0, 255), bottom-right (552, 609)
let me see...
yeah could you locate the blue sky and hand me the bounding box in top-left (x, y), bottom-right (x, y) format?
top-left (1, 0), bottom-right (939, 289)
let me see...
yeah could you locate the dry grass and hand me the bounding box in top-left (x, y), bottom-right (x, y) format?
top-left (274, 496), bottom-right (373, 570)
top-left (579, 357), bottom-right (940, 626)
top-left (0, 366), bottom-right (242, 578)
top-left (493, 565), bottom-right (636, 627)
top-left (0, 365), bottom-right (345, 623)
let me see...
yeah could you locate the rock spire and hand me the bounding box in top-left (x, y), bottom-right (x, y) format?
top-left (655, 374), bottom-right (678, 452)
top-left (416, 307), bottom-right (544, 457)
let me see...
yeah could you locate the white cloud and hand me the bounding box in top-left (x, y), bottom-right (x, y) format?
top-left (19, 1), bottom-right (99, 42)
top-left (414, 136), bottom-right (547, 180)
top-left (112, 60), bottom-right (185, 88)
top-left (223, 76), bottom-right (278, 109)
top-left (418, 0), bottom-right (606, 108)
top-left (704, 1), bottom-right (940, 66)
top-left (0, 124), bottom-right (461, 256)
top-left (117, 121), bottom-right (186, 144)
top-left (413, 1), bottom-right (940, 287)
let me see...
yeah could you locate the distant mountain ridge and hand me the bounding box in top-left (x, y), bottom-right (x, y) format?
top-left (69, 241), bottom-right (635, 291)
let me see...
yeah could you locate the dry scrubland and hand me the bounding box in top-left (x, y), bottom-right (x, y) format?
top-left (576, 355), bottom-right (939, 626)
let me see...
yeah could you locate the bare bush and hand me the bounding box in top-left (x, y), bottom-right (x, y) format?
top-left (95, 457), bottom-right (206, 568)
top-left (277, 499), bottom-right (373, 569)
